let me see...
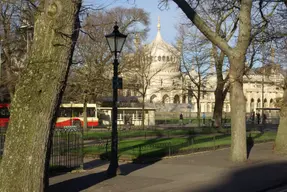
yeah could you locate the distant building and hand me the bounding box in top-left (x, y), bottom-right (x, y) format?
top-left (121, 18), bottom-right (284, 116)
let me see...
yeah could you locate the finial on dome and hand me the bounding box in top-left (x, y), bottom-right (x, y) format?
top-left (157, 16), bottom-right (161, 32)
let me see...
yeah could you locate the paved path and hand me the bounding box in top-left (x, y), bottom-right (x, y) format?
top-left (49, 142), bottom-right (287, 192)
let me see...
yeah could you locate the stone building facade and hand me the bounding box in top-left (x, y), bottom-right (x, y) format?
top-left (124, 19), bottom-right (284, 116)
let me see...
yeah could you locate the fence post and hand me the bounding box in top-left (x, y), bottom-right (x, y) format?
top-left (79, 128), bottom-right (84, 170)
top-left (105, 139), bottom-right (109, 154)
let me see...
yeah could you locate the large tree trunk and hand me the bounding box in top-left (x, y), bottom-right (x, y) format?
top-left (229, 57), bottom-right (247, 162)
top-left (274, 87), bottom-right (287, 153)
top-left (0, 1), bottom-right (81, 192)
top-left (213, 84), bottom-right (225, 128)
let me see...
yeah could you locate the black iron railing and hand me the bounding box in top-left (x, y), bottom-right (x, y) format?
top-left (0, 127), bottom-right (83, 170)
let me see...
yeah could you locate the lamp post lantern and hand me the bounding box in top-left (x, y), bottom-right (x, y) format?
top-left (105, 22), bottom-right (127, 176)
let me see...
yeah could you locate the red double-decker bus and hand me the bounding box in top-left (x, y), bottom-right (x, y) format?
top-left (0, 103), bottom-right (99, 128)
top-left (56, 103), bottom-right (99, 128)
top-left (0, 103), bottom-right (9, 128)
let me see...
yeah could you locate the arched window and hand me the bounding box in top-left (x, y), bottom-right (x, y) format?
top-left (250, 98), bottom-right (254, 112)
top-left (150, 95), bottom-right (157, 103)
top-left (270, 99), bottom-right (274, 107)
top-left (162, 94), bottom-right (169, 104)
top-left (173, 95), bottom-right (180, 103)
top-left (162, 56), bottom-right (165, 62)
top-left (257, 99), bottom-right (261, 108)
top-left (167, 56), bottom-right (170, 61)
top-left (158, 56), bottom-right (161, 61)
top-left (182, 95), bottom-right (186, 104)
top-left (263, 98), bottom-right (267, 108)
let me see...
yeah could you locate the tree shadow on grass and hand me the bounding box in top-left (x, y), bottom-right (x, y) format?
top-left (192, 161), bottom-right (287, 192)
top-left (97, 134), bottom-right (232, 163)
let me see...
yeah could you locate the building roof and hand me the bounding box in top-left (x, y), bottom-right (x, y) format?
top-left (146, 17), bottom-right (176, 56)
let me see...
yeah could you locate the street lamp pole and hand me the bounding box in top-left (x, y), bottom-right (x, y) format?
top-left (0, 40), bottom-right (2, 80)
top-left (105, 22), bottom-right (127, 177)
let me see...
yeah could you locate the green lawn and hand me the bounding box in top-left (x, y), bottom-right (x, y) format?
top-left (83, 128), bottom-right (220, 140)
top-left (84, 131), bottom-right (276, 160)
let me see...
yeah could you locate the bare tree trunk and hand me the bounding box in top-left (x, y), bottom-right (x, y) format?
top-left (213, 83), bottom-right (229, 128)
top-left (197, 100), bottom-right (201, 128)
top-left (0, 1), bottom-right (81, 191)
top-left (213, 84), bottom-right (225, 128)
top-left (83, 98), bottom-right (88, 130)
top-left (274, 88), bottom-right (287, 153)
top-left (142, 96), bottom-right (145, 129)
top-left (229, 57), bottom-right (247, 162)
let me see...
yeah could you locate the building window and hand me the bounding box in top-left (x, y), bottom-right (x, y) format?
top-left (158, 56), bottom-right (161, 61)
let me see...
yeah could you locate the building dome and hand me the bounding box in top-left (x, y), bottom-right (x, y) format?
top-left (146, 17), bottom-right (179, 65)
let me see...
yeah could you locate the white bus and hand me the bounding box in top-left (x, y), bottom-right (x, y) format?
top-left (56, 103), bottom-right (98, 128)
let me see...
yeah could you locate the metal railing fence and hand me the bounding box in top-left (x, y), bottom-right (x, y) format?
top-left (0, 127), bottom-right (83, 170)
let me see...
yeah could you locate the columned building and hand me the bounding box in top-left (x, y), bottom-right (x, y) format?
top-left (123, 19), bottom-right (284, 116)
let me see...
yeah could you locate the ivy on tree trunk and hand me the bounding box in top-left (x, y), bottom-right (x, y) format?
top-left (275, 87), bottom-right (287, 154)
top-left (0, 0), bottom-right (81, 191)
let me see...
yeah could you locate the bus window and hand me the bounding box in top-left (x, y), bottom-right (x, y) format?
top-left (0, 107), bottom-right (10, 118)
top-left (87, 107), bottom-right (96, 117)
top-left (59, 108), bottom-right (71, 117)
top-left (71, 108), bottom-right (83, 117)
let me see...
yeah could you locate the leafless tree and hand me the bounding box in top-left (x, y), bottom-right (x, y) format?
top-left (177, 27), bottom-right (213, 128)
top-left (159, 0), bottom-right (286, 162)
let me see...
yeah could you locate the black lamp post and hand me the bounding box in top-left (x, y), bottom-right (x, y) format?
top-left (105, 22), bottom-right (127, 176)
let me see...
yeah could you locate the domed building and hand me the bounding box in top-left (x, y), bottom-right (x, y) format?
top-left (122, 18), bottom-right (284, 118)
top-left (144, 17), bottom-right (182, 105)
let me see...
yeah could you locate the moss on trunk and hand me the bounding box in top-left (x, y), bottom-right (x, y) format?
top-left (229, 57), bottom-right (247, 162)
top-left (0, 1), bottom-right (81, 191)
top-left (275, 88), bottom-right (287, 154)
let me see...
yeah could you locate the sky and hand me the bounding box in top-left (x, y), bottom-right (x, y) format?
top-left (83, 0), bottom-right (181, 44)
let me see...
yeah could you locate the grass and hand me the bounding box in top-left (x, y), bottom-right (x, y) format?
top-left (155, 118), bottom-right (231, 125)
top-left (83, 127), bottom-right (220, 140)
top-left (83, 131), bottom-right (277, 161)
